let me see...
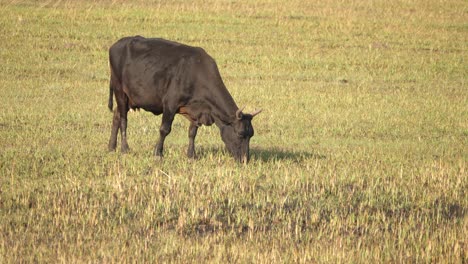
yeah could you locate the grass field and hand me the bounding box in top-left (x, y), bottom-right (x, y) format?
top-left (0, 0), bottom-right (466, 262)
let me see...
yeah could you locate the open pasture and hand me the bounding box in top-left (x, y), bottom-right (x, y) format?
top-left (0, 0), bottom-right (466, 262)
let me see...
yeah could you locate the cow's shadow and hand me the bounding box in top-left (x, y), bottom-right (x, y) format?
top-left (251, 147), bottom-right (326, 162)
top-left (195, 146), bottom-right (325, 163)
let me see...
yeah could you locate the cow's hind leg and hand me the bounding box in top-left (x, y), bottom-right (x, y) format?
top-left (187, 122), bottom-right (198, 158)
top-left (108, 109), bottom-right (120, 151)
top-left (115, 93), bottom-right (130, 153)
top-left (154, 110), bottom-right (176, 158)
top-left (119, 107), bottom-right (130, 153)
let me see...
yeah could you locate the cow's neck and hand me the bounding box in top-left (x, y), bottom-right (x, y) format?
top-left (205, 84), bottom-right (239, 127)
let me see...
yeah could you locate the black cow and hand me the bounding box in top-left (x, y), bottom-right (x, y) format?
top-left (107, 36), bottom-right (261, 163)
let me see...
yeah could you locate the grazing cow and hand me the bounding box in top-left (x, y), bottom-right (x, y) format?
top-left (107, 36), bottom-right (261, 163)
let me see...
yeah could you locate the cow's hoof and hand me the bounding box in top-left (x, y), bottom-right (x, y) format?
top-left (121, 147), bottom-right (130, 154)
top-left (154, 155), bottom-right (163, 162)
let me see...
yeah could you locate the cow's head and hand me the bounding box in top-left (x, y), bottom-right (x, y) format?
top-left (221, 107), bottom-right (261, 164)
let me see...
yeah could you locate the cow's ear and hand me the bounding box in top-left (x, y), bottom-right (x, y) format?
top-left (236, 106), bottom-right (245, 120)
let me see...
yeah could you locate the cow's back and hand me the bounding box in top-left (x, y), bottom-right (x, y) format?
top-left (109, 36), bottom-right (217, 114)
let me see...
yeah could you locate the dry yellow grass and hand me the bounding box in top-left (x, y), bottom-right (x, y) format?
top-left (0, 0), bottom-right (466, 262)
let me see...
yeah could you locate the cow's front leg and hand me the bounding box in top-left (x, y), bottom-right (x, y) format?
top-left (154, 110), bottom-right (176, 157)
top-left (187, 122), bottom-right (198, 159)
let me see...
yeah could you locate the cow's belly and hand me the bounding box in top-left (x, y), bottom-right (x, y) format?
top-left (123, 72), bottom-right (167, 115)
top-left (128, 92), bottom-right (164, 115)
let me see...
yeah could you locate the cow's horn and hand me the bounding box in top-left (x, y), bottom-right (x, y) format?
top-left (251, 109), bottom-right (262, 117)
top-left (236, 106), bottom-right (245, 120)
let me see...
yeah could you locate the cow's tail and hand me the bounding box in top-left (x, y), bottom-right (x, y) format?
top-left (108, 79), bottom-right (114, 112)
top-left (108, 56), bottom-right (115, 112)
